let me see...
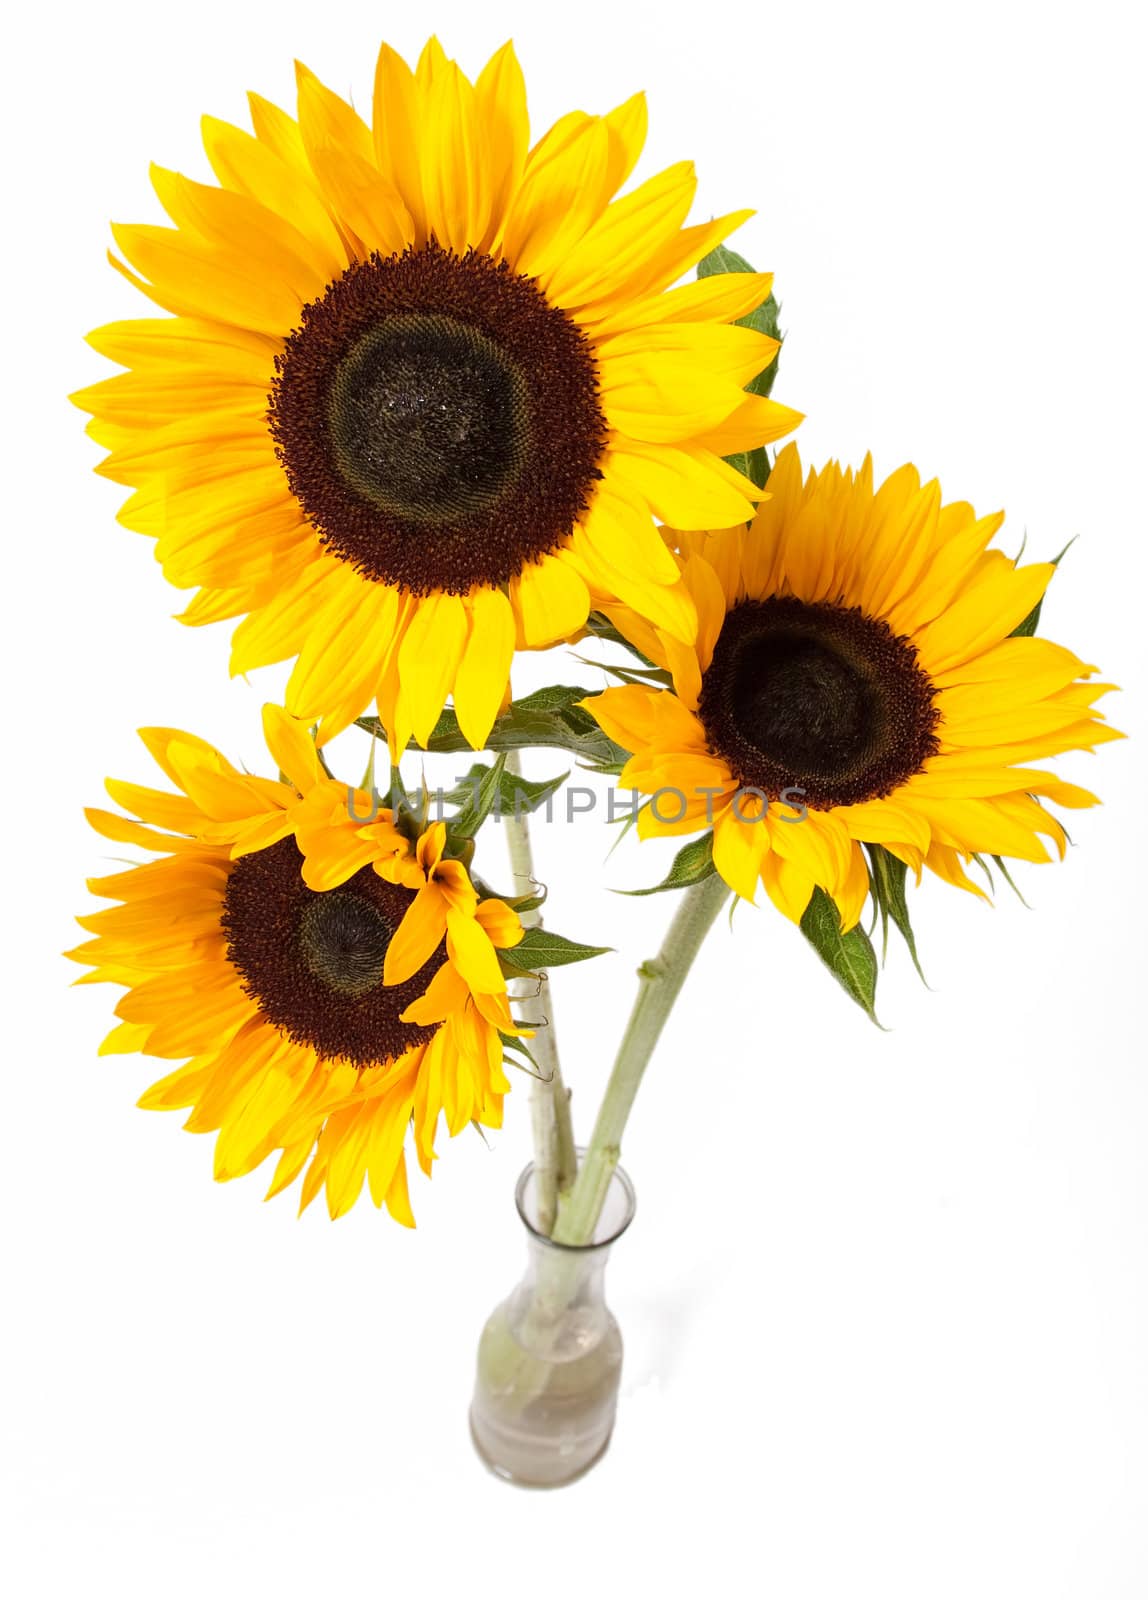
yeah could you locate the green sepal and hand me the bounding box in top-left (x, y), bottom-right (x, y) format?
top-left (971, 854), bottom-right (996, 892)
top-left (498, 1032), bottom-right (547, 1079)
top-left (572, 652), bottom-right (674, 690)
top-left (697, 242), bottom-right (782, 490)
top-left (991, 854), bottom-right (1031, 907)
top-left (583, 612), bottom-right (660, 667)
top-left (469, 871), bottom-right (548, 917)
top-left (383, 763), bottom-right (430, 843)
top-left (1010, 538), bottom-right (1077, 638)
top-left (618, 831), bottom-right (717, 896)
top-left (799, 887), bottom-right (881, 1024)
top-left (499, 927), bottom-right (613, 973)
top-left (865, 843), bottom-right (927, 982)
top-left (508, 889), bottom-right (548, 915)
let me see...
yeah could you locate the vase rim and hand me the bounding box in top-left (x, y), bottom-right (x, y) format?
top-left (514, 1155), bottom-right (636, 1252)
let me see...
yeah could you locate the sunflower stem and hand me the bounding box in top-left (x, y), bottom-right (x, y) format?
top-left (552, 871), bottom-right (730, 1246)
top-left (503, 753), bottom-right (577, 1235)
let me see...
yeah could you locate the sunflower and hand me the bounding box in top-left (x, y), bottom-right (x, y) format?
top-left (74, 38), bottom-right (800, 753)
top-left (68, 705), bottom-right (527, 1222)
top-left (586, 445), bottom-right (1120, 926)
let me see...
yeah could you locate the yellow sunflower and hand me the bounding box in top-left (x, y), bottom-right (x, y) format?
top-left (74, 37), bottom-right (800, 753)
top-left (586, 444), bottom-right (1120, 926)
top-left (68, 705), bottom-right (527, 1222)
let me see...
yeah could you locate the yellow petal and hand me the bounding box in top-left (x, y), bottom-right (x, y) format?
top-left (915, 558), bottom-right (1055, 676)
top-left (453, 586), bottom-right (515, 748)
top-left (371, 42), bottom-right (428, 241)
top-left (543, 161), bottom-right (697, 308)
top-left (397, 593), bottom-right (469, 747)
top-left (474, 897), bottom-right (524, 949)
top-left (500, 117), bottom-right (612, 280)
top-left (417, 48), bottom-right (491, 253)
top-left (446, 908), bottom-right (505, 995)
top-left (109, 223), bottom-right (304, 335)
top-left (474, 42), bottom-right (530, 247)
top-left (261, 704), bottom-right (321, 792)
top-left (608, 442), bottom-right (759, 531)
top-left (713, 805), bottom-right (768, 901)
top-left (510, 555), bottom-right (590, 648)
top-left (384, 883), bottom-right (448, 986)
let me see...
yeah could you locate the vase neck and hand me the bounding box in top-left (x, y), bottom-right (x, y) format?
top-left (509, 1233), bottom-right (615, 1358)
top-left (502, 1156), bottom-right (636, 1362)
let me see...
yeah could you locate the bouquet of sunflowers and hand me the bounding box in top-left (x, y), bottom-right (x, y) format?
top-left (71, 37), bottom-right (1119, 1486)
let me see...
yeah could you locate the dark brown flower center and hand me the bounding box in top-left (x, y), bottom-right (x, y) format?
top-left (268, 243), bottom-right (607, 594)
top-left (221, 837), bottom-right (445, 1066)
top-left (697, 596), bottom-right (940, 809)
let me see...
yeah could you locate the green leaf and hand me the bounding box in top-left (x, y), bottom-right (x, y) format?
top-left (441, 759), bottom-right (569, 823)
top-left (500, 927), bottom-right (613, 972)
top-left (865, 844), bottom-right (926, 982)
top-left (358, 686), bottom-right (627, 770)
top-left (697, 243), bottom-right (783, 490)
top-left (799, 887), bottom-right (881, 1023)
top-left (501, 768), bottom-right (568, 816)
top-left (1010, 538), bottom-right (1077, 638)
top-left (444, 754), bottom-right (507, 841)
top-left (618, 832), bottom-right (717, 895)
top-left (512, 684), bottom-right (596, 714)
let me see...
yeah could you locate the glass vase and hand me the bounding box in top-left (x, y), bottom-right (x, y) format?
top-left (469, 1157), bottom-right (636, 1487)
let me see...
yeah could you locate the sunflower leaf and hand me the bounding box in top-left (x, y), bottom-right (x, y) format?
top-left (440, 760), bottom-right (569, 824)
top-left (359, 688), bottom-right (627, 769)
top-left (865, 844), bottom-right (927, 982)
top-left (697, 243), bottom-right (783, 400)
top-left (618, 831), bottom-right (717, 895)
top-left (500, 928), bottom-right (613, 972)
top-left (443, 754), bottom-right (508, 841)
top-left (799, 887), bottom-right (882, 1023)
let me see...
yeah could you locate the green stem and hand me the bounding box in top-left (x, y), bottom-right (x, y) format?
top-left (552, 872), bottom-right (730, 1246)
top-left (504, 753), bottom-right (577, 1235)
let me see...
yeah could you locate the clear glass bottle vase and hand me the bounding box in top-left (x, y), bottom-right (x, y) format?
top-left (469, 1158), bottom-right (636, 1487)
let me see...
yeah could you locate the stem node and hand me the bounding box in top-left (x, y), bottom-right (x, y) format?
top-left (552, 873), bottom-right (730, 1247)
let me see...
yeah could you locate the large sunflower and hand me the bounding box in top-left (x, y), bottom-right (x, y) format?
top-left (586, 445), bottom-right (1120, 925)
top-left (68, 706), bottom-right (527, 1222)
top-left (74, 38), bottom-right (799, 752)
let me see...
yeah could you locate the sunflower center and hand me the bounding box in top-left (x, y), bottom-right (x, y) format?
top-left (697, 596), bottom-right (941, 809)
top-left (269, 243), bottom-right (608, 594)
top-left (298, 891), bottom-right (394, 997)
top-left (222, 837), bottom-right (445, 1066)
top-left (327, 314), bottom-right (530, 521)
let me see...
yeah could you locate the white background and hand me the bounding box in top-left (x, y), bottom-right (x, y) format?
top-left (2, 1), bottom-right (1145, 1594)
